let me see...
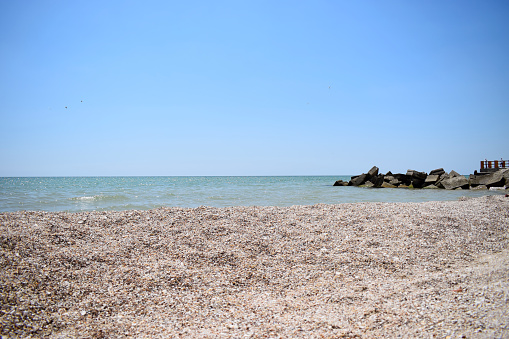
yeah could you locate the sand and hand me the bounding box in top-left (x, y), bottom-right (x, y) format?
top-left (1, 195), bottom-right (508, 338)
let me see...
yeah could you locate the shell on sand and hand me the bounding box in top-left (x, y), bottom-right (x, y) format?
top-left (1, 196), bottom-right (508, 338)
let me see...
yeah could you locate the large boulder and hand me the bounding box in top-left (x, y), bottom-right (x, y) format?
top-left (441, 176), bottom-right (469, 190)
top-left (424, 174), bottom-right (440, 187)
top-left (411, 179), bottom-right (425, 188)
top-left (371, 174), bottom-right (385, 188)
top-left (363, 181), bottom-right (375, 188)
top-left (348, 166), bottom-right (380, 186)
top-left (333, 180), bottom-right (348, 186)
top-left (406, 169), bottom-right (427, 180)
top-left (406, 169), bottom-right (427, 188)
top-left (384, 175), bottom-right (395, 182)
top-left (449, 170), bottom-right (462, 178)
top-left (469, 169), bottom-right (509, 188)
top-left (367, 166), bottom-right (379, 177)
top-left (389, 178), bottom-right (402, 186)
top-left (349, 173), bottom-right (368, 186)
top-left (435, 173), bottom-right (449, 188)
top-left (429, 168), bottom-right (446, 176)
top-left (393, 173), bottom-right (412, 186)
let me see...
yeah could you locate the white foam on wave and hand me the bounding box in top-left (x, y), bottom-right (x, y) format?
top-left (70, 196), bottom-right (98, 201)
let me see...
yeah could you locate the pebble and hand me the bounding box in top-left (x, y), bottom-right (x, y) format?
top-left (0, 196), bottom-right (508, 337)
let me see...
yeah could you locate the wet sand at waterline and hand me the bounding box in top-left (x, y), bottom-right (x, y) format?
top-left (1, 196), bottom-right (508, 338)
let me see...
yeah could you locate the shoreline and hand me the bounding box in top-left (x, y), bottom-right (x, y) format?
top-left (1, 196), bottom-right (508, 338)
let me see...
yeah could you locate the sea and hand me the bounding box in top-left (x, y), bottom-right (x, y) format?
top-left (0, 176), bottom-right (506, 213)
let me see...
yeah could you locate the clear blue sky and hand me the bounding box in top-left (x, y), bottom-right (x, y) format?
top-left (1, 0), bottom-right (508, 176)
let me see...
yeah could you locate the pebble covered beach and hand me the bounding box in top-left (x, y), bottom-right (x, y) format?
top-left (1, 195), bottom-right (508, 338)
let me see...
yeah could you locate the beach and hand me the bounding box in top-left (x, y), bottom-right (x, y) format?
top-left (1, 195), bottom-right (508, 338)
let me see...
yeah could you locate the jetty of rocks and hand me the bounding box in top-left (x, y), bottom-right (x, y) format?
top-left (334, 166), bottom-right (509, 190)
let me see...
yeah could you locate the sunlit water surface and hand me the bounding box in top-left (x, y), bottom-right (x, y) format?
top-left (0, 176), bottom-right (505, 212)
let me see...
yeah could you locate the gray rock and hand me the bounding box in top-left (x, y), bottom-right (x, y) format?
top-left (389, 179), bottom-right (401, 186)
top-left (349, 173), bottom-right (367, 186)
top-left (441, 176), bottom-right (469, 190)
top-left (469, 169), bottom-right (509, 188)
top-left (429, 168), bottom-right (446, 176)
top-left (435, 173), bottom-right (449, 188)
top-left (423, 184), bottom-right (439, 189)
top-left (382, 182), bottom-right (397, 188)
top-left (371, 174), bottom-right (385, 188)
top-left (363, 181), bottom-right (374, 188)
top-left (406, 169), bottom-right (427, 180)
top-left (449, 170), bottom-right (462, 178)
top-left (424, 174), bottom-right (440, 186)
top-left (333, 180), bottom-right (348, 186)
top-left (393, 173), bottom-right (412, 186)
top-left (367, 166), bottom-right (379, 178)
top-left (411, 178), bottom-right (425, 188)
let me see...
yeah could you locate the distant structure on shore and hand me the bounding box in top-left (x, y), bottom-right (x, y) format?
top-left (480, 159), bottom-right (508, 173)
top-left (334, 165), bottom-right (509, 190)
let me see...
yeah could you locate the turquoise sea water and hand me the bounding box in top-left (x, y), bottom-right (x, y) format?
top-left (0, 176), bottom-right (506, 212)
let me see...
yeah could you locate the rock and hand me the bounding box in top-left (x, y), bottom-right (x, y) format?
top-left (441, 176), bottom-right (469, 190)
top-left (393, 173), bottom-right (412, 186)
top-left (384, 175), bottom-right (394, 182)
top-left (468, 174), bottom-right (483, 187)
top-left (423, 184), bottom-right (439, 189)
top-left (435, 173), bottom-right (449, 188)
top-left (348, 167), bottom-right (381, 186)
top-left (429, 168), bottom-right (446, 176)
top-left (405, 170), bottom-right (427, 188)
top-left (343, 165), bottom-right (497, 190)
top-left (469, 169), bottom-right (509, 188)
top-left (363, 181), bottom-right (374, 188)
top-left (411, 178), bottom-right (425, 188)
top-left (349, 173), bottom-right (368, 186)
top-left (367, 166), bottom-right (379, 178)
top-left (424, 174), bottom-right (440, 186)
top-left (389, 178), bottom-right (401, 186)
top-left (382, 182), bottom-right (397, 188)
top-left (449, 170), bottom-right (462, 178)
top-left (406, 169), bottom-right (427, 180)
top-left (372, 174), bottom-right (385, 188)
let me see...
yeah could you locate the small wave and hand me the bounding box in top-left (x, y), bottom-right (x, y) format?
top-left (70, 196), bottom-right (98, 201)
top-left (69, 194), bottom-right (128, 202)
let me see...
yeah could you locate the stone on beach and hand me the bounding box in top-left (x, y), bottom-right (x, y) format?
top-left (1, 196), bottom-right (508, 338)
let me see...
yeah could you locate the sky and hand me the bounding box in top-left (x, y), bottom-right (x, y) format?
top-left (1, 0), bottom-right (508, 176)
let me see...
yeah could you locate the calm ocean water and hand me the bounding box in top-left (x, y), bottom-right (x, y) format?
top-left (0, 176), bottom-right (505, 212)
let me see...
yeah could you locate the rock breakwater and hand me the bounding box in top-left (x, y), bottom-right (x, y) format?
top-left (334, 166), bottom-right (509, 190)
